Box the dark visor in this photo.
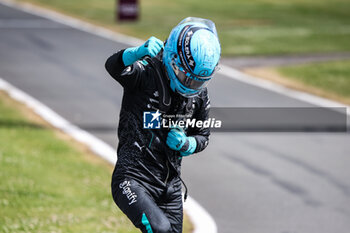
[171,61,211,90]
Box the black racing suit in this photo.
[105,50,210,233]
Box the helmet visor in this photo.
[171,60,211,90]
[178,17,218,37]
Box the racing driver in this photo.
[105,17,221,233]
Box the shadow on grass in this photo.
[0,119,45,129]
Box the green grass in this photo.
[0,93,139,232]
[0,92,193,232]
[277,60,350,101]
[16,0,350,56]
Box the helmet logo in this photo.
[199,70,209,76]
[177,25,206,73]
[184,30,194,67]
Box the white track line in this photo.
[0,1,218,232]
[0,78,117,164]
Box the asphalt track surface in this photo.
[1,3,350,233]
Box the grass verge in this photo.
[15,0,350,56]
[244,60,350,105]
[0,91,192,232]
[0,91,138,232]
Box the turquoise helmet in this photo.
[163,17,221,97]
